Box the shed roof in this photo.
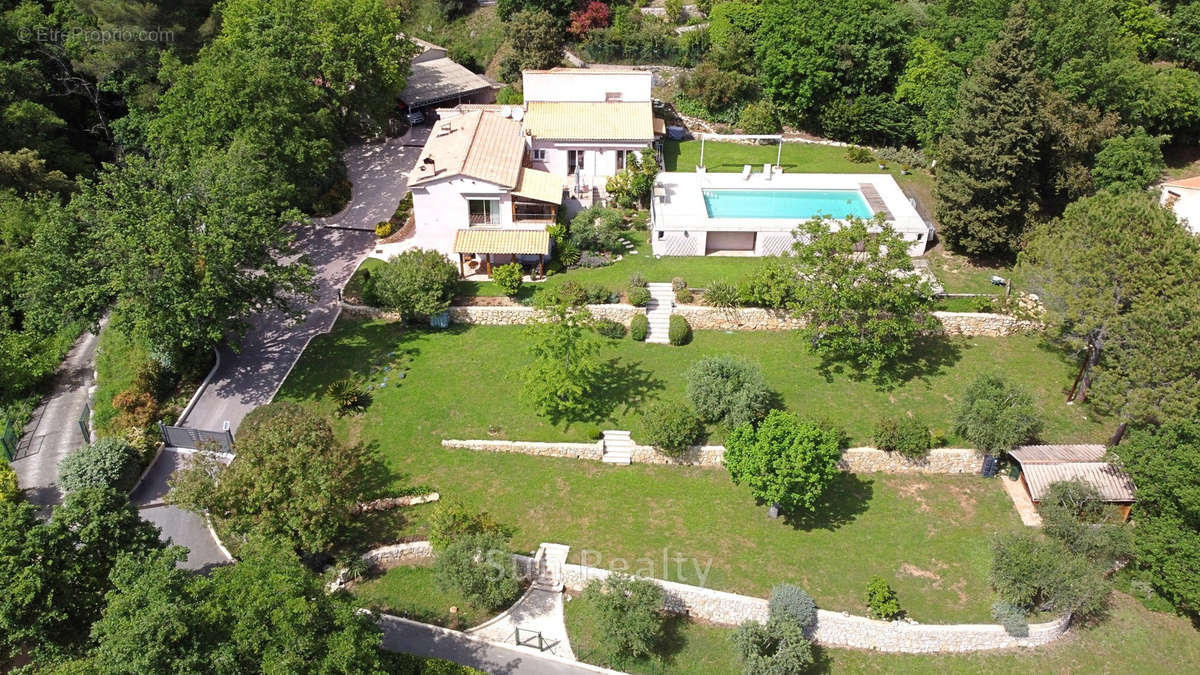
[453,229,551,255]
[1009,445,1107,464]
[410,110,524,188]
[523,101,654,141]
[1022,462,1136,502]
[400,56,494,108]
[512,168,565,205]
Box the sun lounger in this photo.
[763,163,773,180]
[741,164,752,180]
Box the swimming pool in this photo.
[702,189,872,220]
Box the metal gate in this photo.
[1,421,16,461]
[78,403,91,444]
[158,423,234,453]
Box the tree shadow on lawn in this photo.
[779,473,875,532]
[814,335,965,392]
[577,357,666,426]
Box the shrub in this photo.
[569,206,627,254]
[971,296,995,312]
[1039,481,1133,568]
[582,573,665,659]
[546,222,567,244]
[668,315,690,346]
[628,286,651,307]
[375,220,393,238]
[991,601,1029,637]
[953,375,1042,454]
[675,287,694,304]
[844,146,875,164]
[554,280,589,306]
[111,389,160,431]
[704,280,740,308]
[737,100,780,135]
[57,437,141,494]
[724,410,844,513]
[639,400,702,456]
[584,283,613,304]
[872,416,933,460]
[686,355,773,428]
[584,425,604,440]
[671,277,687,292]
[732,617,814,673]
[630,314,648,341]
[428,501,511,552]
[325,378,369,416]
[768,584,817,629]
[557,241,581,267]
[434,532,521,611]
[875,146,928,169]
[865,576,901,620]
[373,249,458,319]
[628,272,647,288]
[595,318,627,339]
[990,532,1111,617]
[491,262,524,297]
[0,459,19,504]
[737,256,801,308]
[495,84,523,104]
[311,178,352,216]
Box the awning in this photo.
[1020,462,1136,503]
[453,229,551,255]
[512,168,565,205]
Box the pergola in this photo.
[452,228,551,279]
[697,133,785,169]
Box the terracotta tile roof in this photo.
[410,110,524,188]
[1164,175,1200,189]
[523,101,654,141]
[452,228,551,255]
[1022,462,1136,502]
[512,168,565,205]
[1010,445,1107,463]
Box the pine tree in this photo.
[934,1,1043,257]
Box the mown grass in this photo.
[277,320,1107,622]
[349,562,500,629]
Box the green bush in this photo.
[584,283,613,304]
[375,221,393,238]
[686,355,773,428]
[737,256,801,308]
[872,416,933,460]
[844,146,874,164]
[639,400,702,456]
[1039,481,1133,568]
[434,532,520,611]
[595,318,627,339]
[557,241,581,267]
[326,378,369,416]
[311,178,352,216]
[630,314,648,341]
[628,272,647,289]
[554,280,589,306]
[671,277,687,292]
[668,315,690,346]
[732,616,814,673]
[675,287,694,304]
[581,573,665,659]
[865,576,901,620]
[584,425,604,441]
[491,262,524,297]
[704,280,740,308]
[373,249,459,319]
[768,584,817,629]
[57,437,141,494]
[628,286,651,307]
[569,206,627,254]
[991,601,1029,637]
[428,501,511,552]
[953,375,1043,454]
[0,459,18,504]
[990,532,1111,617]
[496,84,523,104]
[737,100,781,134]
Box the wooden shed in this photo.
[1008,444,1136,522]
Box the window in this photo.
[615,150,628,171]
[468,198,501,226]
[567,150,584,175]
[532,148,547,161]
[605,92,622,102]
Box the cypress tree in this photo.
[934,1,1043,257]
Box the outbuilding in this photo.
[1007,444,1136,522]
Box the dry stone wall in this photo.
[839,448,982,474]
[343,302,1037,337]
[442,439,605,461]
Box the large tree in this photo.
[723,410,843,514]
[1114,421,1200,612]
[499,10,565,83]
[521,296,607,424]
[788,216,937,379]
[0,488,164,661]
[934,1,1043,256]
[167,402,390,555]
[1021,191,1200,433]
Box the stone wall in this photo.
[363,541,433,567]
[353,492,440,514]
[445,439,981,474]
[342,302,1037,337]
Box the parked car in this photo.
[406,109,425,125]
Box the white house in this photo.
[1161,175,1200,234]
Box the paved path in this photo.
[380,615,618,675]
[1000,475,1043,527]
[11,324,102,508]
[469,588,575,660]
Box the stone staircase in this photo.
[532,543,570,592]
[601,430,634,465]
[645,283,674,344]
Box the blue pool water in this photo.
[703,189,872,219]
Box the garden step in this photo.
[644,283,675,344]
[601,430,634,465]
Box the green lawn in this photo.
[921,245,1016,296]
[277,320,1109,622]
[564,592,1200,674]
[349,562,502,629]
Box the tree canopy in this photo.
[723,410,844,513]
[522,296,607,423]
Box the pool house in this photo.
[649,170,934,257]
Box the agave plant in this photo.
[557,241,581,267]
[326,378,369,415]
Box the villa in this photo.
[407,68,660,277]
[650,168,934,257]
[1161,175,1200,234]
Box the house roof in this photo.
[1021,462,1136,502]
[453,229,551,255]
[512,168,565,205]
[1009,444,1107,464]
[410,110,525,188]
[400,57,494,108]
[523,101,654,141]
[1164,175,1200,189]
